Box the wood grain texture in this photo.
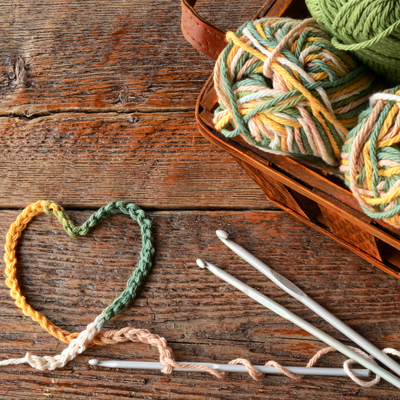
[0,0,266,115]
[0,0,274,210]
[0,0,399,399]
[0,210,400,399]
[0,111,273,209]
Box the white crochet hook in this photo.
[88,359,370,377]
[215,230,400,378]
[196,258,400,389]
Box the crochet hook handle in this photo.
[216,230,400,377]
[88,359,370,377]
[197,259,400,389]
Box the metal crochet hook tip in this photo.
[216,230,400,378]
[198,258,400,389]
[216,230,229,240]
[88,359,370,377]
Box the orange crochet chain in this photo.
[4,200,83,344]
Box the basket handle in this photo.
[181,0,227,60]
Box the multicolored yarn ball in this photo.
[213,17,380,166]
[306,0,400,84]
[340,86,400,227]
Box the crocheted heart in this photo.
[4,200,154,345]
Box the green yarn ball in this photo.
[306,0,400,84]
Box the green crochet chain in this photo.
[43,200,155,323]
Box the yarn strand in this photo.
[0,314,105,370]
[0,319,388,388]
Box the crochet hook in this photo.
[216,230,400,377]
[88,359,370,377]
[196,259,400,389]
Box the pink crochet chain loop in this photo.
[98,327,382,386]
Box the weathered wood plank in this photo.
[0,112,274,209]
[0,0,266,116]
[0,0,278,210]
[0,210,399,399]
[1,0,398,399]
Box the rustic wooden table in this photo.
[0,1,399,399]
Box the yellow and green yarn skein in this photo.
[341,86,400,228]
[213,17,380,166]
[306,0,400,84]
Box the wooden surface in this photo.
[0,1,399,399]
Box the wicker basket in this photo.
[181,0,400,280]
